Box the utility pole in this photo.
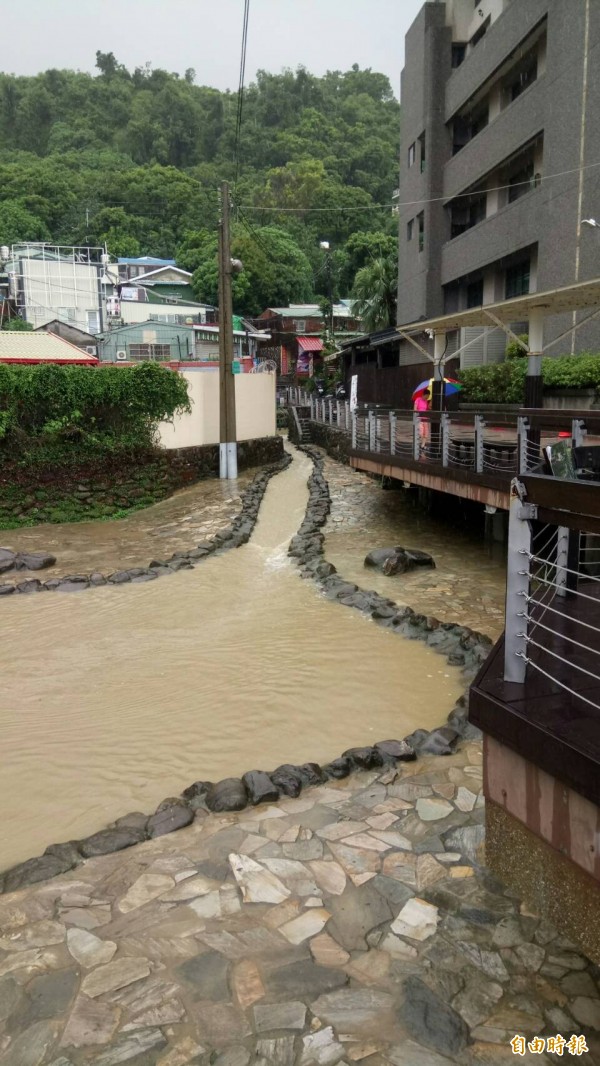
[218,180,238,479]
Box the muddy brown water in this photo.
[324,460,506,641]
[0,448,466,871]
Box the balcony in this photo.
[445,0,549,120]
[441,189,541,286]
[443,77,545,202]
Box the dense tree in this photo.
[0,58,401,311]
[351,256,398,332]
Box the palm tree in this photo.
[351,257,398,334]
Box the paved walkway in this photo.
[1,742,599,1065]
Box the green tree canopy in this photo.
[351,256,398,333]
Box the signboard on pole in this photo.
[350,374,358,411]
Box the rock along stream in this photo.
[1,447,473,870]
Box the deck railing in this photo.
[504,472,600,714]
[287,387,600,479]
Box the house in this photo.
[34,320,98,357]
[105,289,214,329]
[117,256,177,283]
[123,265,197,306]
[98,318,270,368]
[98,321,196,363]
[397,0,600,371]
[255,303,361,377]
[0,331,98,365]
[6,243,116,336]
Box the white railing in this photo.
[504,477,600,713]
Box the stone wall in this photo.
[305,422,351,465]
[0,437,283,528]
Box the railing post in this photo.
[556,525,569,598]
[351,411,357,450]
[368,410,376,452]
[474,415,485,473]
[413,412,420,460]
[328,398,334,425]
[389,411,396,456]
[336,400,341,427]
[345,401,350,432]
[517,416,529,474]
[441,413,449,467]
[310,396,315,421]
[504,479,534,683]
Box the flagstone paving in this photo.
[1,742,599,1065]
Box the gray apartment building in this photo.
[397,0,600,366]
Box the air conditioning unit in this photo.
[85,346,96,356]
[116,350,127,361]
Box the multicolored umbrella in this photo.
[412,377,462,400]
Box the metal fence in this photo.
[287,387,597,479]
[504,475,600,716]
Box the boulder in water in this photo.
[364,546,435,576]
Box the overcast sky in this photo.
[2,0,424,99]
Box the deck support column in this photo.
[389,411,396,456]
[504,479,533,683]
[526,308,544,410]
[475,415,485,473]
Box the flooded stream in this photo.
[0,447,465,871]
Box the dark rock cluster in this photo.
[0,454,292,598]
[0,738,418,895]
[364,545,436,576]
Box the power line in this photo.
[234,0,251,189]
[240,158,600,214]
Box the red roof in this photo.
[297,336,324,352]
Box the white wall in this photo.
[157,369,276,449]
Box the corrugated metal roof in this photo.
[118,256,176,266]
[0,332,98,364]
[297,337,324,352]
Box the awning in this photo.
[324,350,343,363]
[297,336,324,352]
[396,277,600,335]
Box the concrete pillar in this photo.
[526,308,543,409]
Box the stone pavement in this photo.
[1,743,600,1065]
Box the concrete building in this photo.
[6,244,116,336]
[398,0,600,366]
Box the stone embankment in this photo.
[0,450,289,598]
[0,435,283,528]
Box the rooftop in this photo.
[118,256,176,266]
[0,331,98,364]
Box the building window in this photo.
[57,306,76,322]
[417,212,425,252]
[505,260,530,299]
[466,279,484,308]
[296,320,306,333]
[470,15,490,48]
[407,218,414,241]
[87,310,100,334]
[507,161,535,203]
[451,43,466,68]
[451,101,488,155]
[408,142,416,168]
[128,343,172,361]
[418,132,426,172]
[450,193,486,239]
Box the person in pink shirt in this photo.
[414,389,430,454]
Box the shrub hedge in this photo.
[458,353,600,404]
[0,362,190,463]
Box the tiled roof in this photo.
[0,332,98,364]
[297,337,324,351]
